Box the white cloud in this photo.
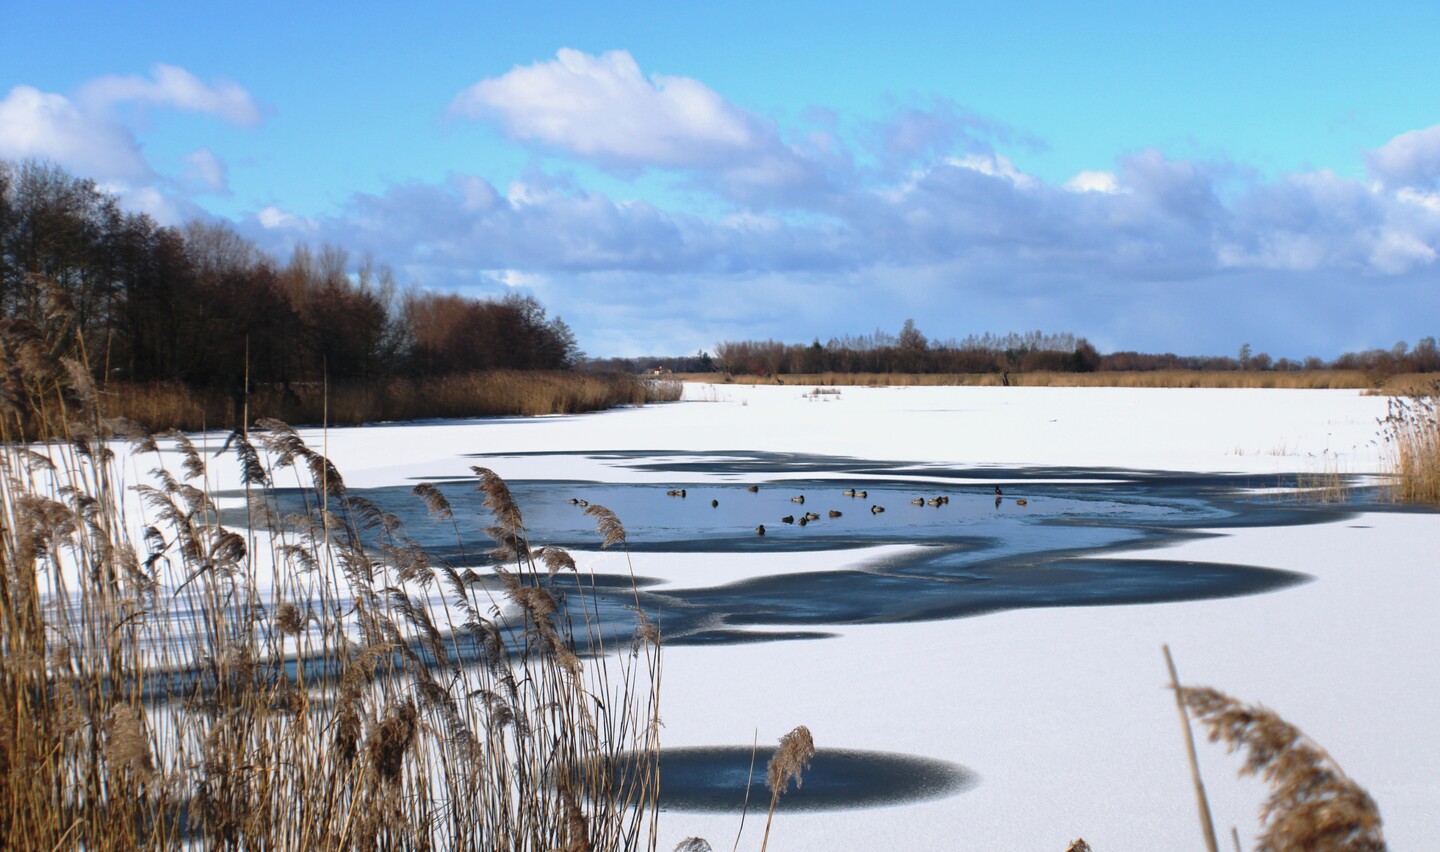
[1366,124,1440,191]
[78,63,263,126]
[0,85,150,179]
[450,49,768,171]
[0,67,263,226]
[182,147,230,193]
[496,269,546,289]
[256,205,318,233]
[1395,187,1440,211]
[1369,228,1437,274]
[1063,170,1121,194]
[944,153,1037,188]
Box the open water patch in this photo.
[625,747,976,812]
[218,451,1375,650]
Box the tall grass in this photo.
[99,371,683,434]
[1,315,663,849]
[1380,381,1440,505]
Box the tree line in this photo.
[0,160,581,394]
[711,320,1440,378]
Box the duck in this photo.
[842,488,857,497]
[1016,498,1028,507]
[798,516,809,526]
[803,512,820,522]
[870,504,885,514]
[994,486,1003,496]
[856,490,868,499]
[747,485,760,493]
[781,515,795,524]
[828,510,842,518]
[711,499,719,508]
[910,498,925,506]
[791,495,805,504]
[756,524,766,535]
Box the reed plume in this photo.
[1179,686,1386,851]
[760,725,815,852]
[583,503,627,549]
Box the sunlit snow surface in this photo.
[135,385,1438,848]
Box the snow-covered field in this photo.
[191,384,1437,849]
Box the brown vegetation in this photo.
[1380,381,1440,505]
[1181,686,1386,850]
[0,319,663,848]
[99,371,682,433]
[1167,646,1386,852]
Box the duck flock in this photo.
[572,484,1028,536]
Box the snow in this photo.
[170,384,1436,848]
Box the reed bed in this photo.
[1,320,663,849]
[1380,381,1440,505]
[678,370,1399,389]
[99,371,683,434]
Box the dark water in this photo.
[209,450,1383,810]
[226,449,1369,651]
[625,747,977,812]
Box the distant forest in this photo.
[0,160,581,394]
[607,321,1440,379]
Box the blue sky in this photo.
[3,1,1438,358]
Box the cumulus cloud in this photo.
[0,66,263,224]
[1063,170,1121,194]
[0,85,151,179]
[451,49,763,170]
[1366,124,1440,191]
[449,49,834,205]
[78,63,263,126]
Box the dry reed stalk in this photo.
[1165,645,1221,852]
[1176,683,1387,851]
[759,726,815,852]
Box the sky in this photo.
[2,1,1438,359]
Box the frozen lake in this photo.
[144,384,1438,848]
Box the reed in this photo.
[96,371,682,434]
[0,316,663,849]
[759,726,814,852]
[1179,686,1386,851]
[1380,381,1440,505]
